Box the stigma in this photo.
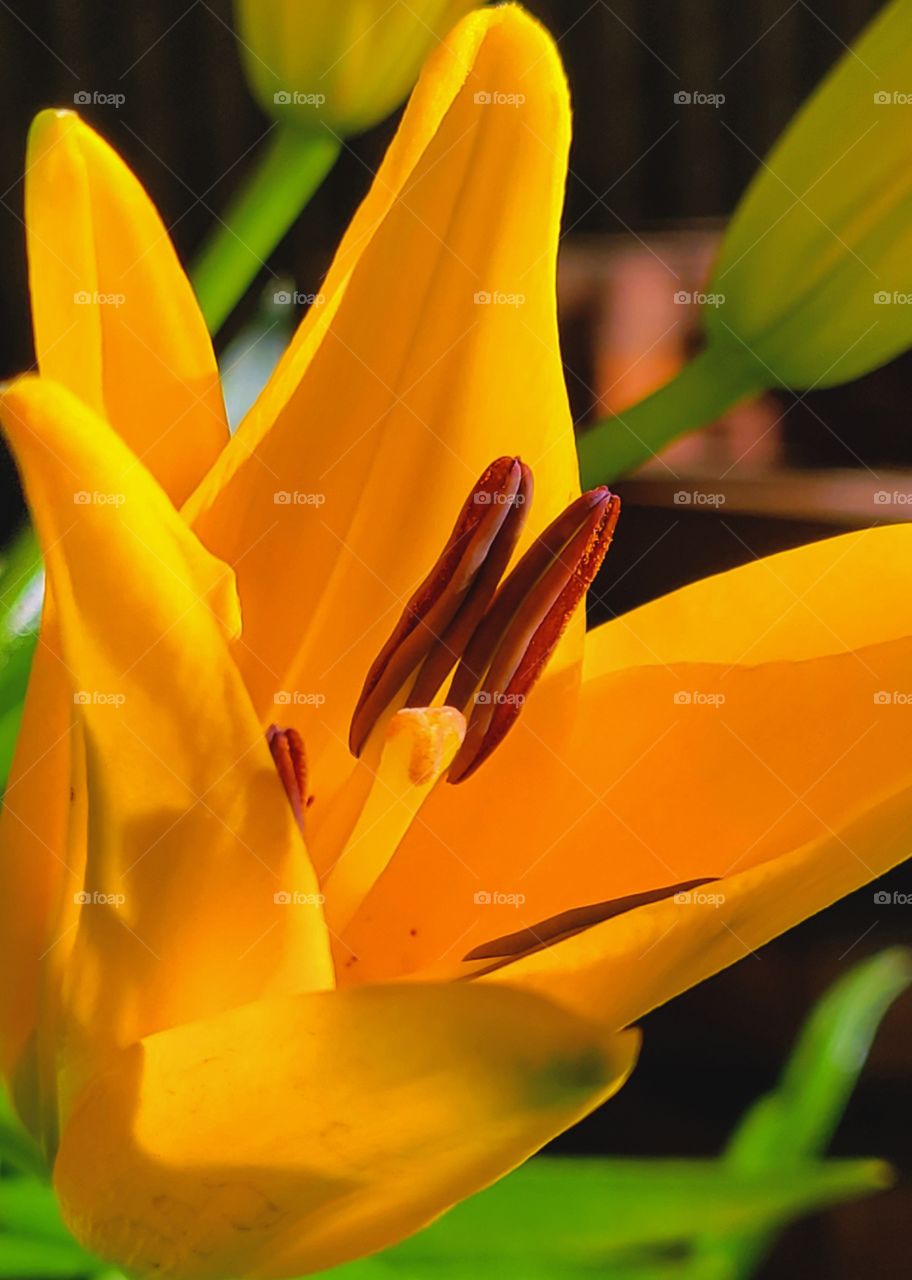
[348,457,620,783]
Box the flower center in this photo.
[349,457,620,782]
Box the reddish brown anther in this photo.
[267,724,309,834]
[347,458,620,784]
[446,487,620,783]
[349,456,531,756]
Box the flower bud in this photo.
[235,0,478,136]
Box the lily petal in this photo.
[187,5,580,804]
[340,630,912,983]
[0,620,71,1094]
[26,109,228,504]
[480,779,912,1028]
[0,377,332,1116]
[54,983,638,1280]
[585,524,912,675]
[1,109,231,1111]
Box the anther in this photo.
[267,724,309,834]
[349,456,531,756]
[446,488,620,782]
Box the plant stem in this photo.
[190,127,341,337]
[578,344,770,486]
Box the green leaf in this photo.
[704,0,912,390]
[0,1179,74,1243]
[0,1232,96,1277]
[0,526,41,793]
[0,1088,45,1180]
[319,1155,889,1277]
[690,946,912,1277]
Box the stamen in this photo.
[349,456,531,756]
[324,707,465,934]
[462,878,719,966]
[347,459,620,784]
[267,724,309,834]
[447,488,620,783]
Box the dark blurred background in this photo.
[0,3,910,1276]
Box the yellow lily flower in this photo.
[1,6,910,1279]
[235,0,478,136]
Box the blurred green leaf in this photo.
[704,0,912,390]
[320,1155,889,1278]
[580,0,912,485]
[0,1088,45,1180]
[690,947,912,1277]
[0,1179,73,1243]
[0,1232,96,1277]
[0,526,41,792]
